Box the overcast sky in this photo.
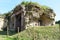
[0,0,60,21]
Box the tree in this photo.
[56,20,60,24]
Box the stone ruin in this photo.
[0,16,8,30]
[9,2,56,31]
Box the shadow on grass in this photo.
[0,30,17,36]
[0,31,7,35]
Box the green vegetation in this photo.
[21,1,41,6]
[0,24,60,40]
[0,1,57,40]
[56,20,60,24]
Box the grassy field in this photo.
[0,24,60,40]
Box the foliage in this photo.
[21,1,40,6]
[3,11,12,19]
[41,5,50,10]
[56,20,60,24]
[21,1,30,5]
[0,14,5,16]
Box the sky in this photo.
[0,0,60,21]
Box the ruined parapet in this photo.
[10,1,56,31]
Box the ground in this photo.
[0,24,60,40]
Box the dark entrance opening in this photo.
[15,14,21,32]
[38,20,43,26]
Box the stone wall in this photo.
[10,2,56,31]
[0,16,8,30]
[0,17,4,30]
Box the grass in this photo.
[0,24,60,40]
